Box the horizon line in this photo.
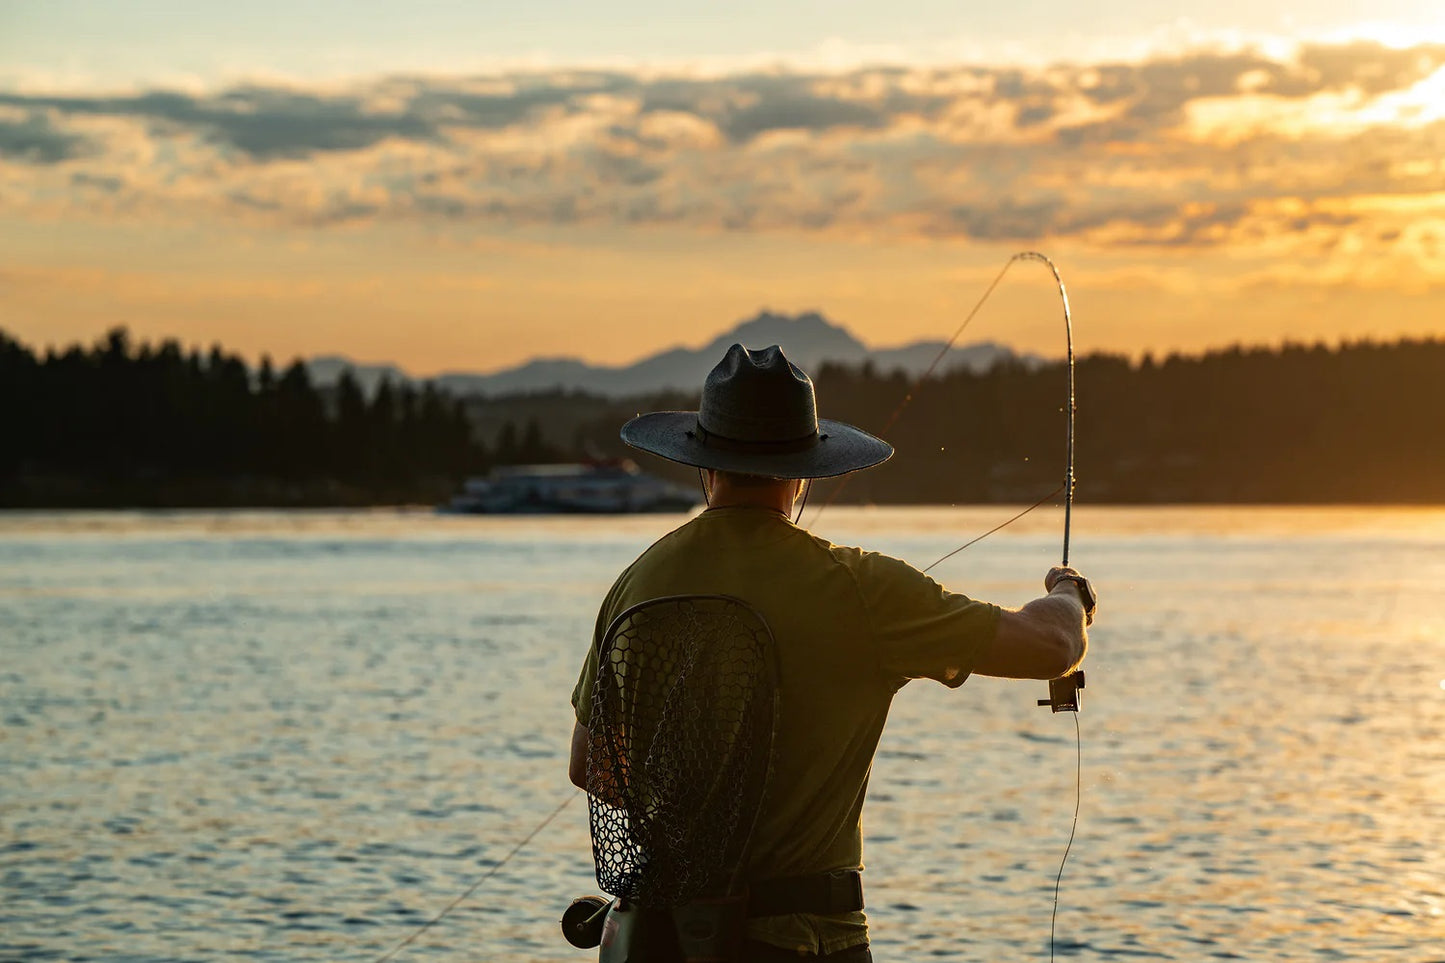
[6,321,1439,383]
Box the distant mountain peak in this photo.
[310,309,1038,398]
[728,309,836,338]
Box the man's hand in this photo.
[1044,566,1096,625]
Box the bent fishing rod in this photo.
[370,250,1088,963]
[807,250,1087,961]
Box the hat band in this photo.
[688,421,826,455]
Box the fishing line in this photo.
[806,251,1051,529]
[1048,712,1082,963]
[371,791,579,963]
[920,483,1064,575]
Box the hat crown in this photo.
[616,342,893,479]
[698,344,818,443]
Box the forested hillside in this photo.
[2,327,1441,506]
[0,329,481,506]
[802,341,1445,504]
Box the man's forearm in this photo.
[979,582,1089,679]
[1017,585,1088,672]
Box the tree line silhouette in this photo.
[0,327,487,506]
[2,326,1441,506]
[800,338,1445,504]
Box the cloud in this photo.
[0,87,440,159]
[0,110,87,163]
[1,39,1443,264]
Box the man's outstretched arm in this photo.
[971,566,1092,680]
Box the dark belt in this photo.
[747,870,865,918]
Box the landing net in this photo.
[586,595,778,908]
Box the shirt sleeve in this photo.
[848,549,1001,688]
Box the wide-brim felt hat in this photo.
[620,343,893,479]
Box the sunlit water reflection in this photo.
[2,507,1443,961]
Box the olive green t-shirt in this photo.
[571,506,1000,955]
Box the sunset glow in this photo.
[1,3,1443,374]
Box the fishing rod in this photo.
[809,250,1088,961]
[947,252,1087,963]
[1016,253,1086,963]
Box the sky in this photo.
[2,1,1444,374]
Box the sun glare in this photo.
[1358,66,1445,127]
[1328,20,1445,51]
[1184,62,1445,143]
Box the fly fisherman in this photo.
[568,343,1095,962]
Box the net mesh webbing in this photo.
[586,595,778,908]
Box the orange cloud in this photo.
[1,40,1441,281]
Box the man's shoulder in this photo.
[813,537,930,584]
[602,514,711,597]
[627,512,707,564]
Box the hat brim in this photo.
[620,412,894,479]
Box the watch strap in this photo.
[1055,573,1096,625]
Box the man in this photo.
[569,344,1094,961]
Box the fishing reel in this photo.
[561,895,612,949]
[1038,670,1085,713]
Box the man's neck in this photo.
[707,493,791,516]
[705,472,800,517]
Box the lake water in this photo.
[2,506,1443,962]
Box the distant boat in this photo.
[440,460,701,514]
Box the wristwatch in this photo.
[1053,573,1097,625]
